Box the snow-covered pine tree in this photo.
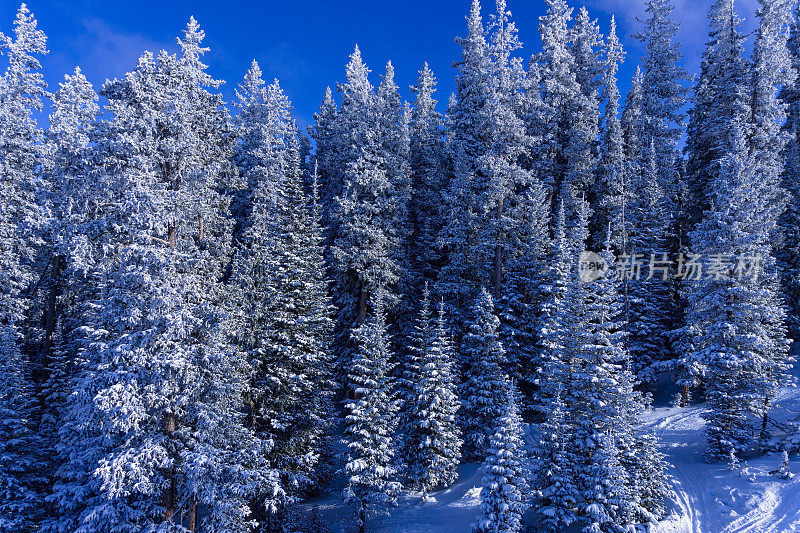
[747,1,797,438]
[779,2,800,339]
[236,126,335,506]
[595,16,628,250]
[330,47,408,387]
[227,65,304,527]
[408,62,447,284]
[433,1,540,391]
[635,0,689,206]
[437,0,491,339]
[0,5,48,529]
[461,287,510,461]
[626,141,672,386]
[748,0,796,354]
[674,0,750,402]
[505,172,550,416]
[684,118,792,460]
[0,334,40,532]
[626,0,689,386]
[530,201,571,417]
[748,0,795,159]
[776,449,794,479]
[404,288,462,493]
[559,217,670,530]
[472,385,528,533]
[684,0,749,231]
[567,6,602,232]
[680,0,794,459]
[626,430,672,524]
[309,85,340,232]
[563,221,632,530]
[49,19,271,532]
[533,386,579,531]
[397,283,428,474]
[376,59,412,295]
[535,0,582,221]
[582,432,631,533]
[0,1,48,333]
[43,65,100,287]
[36,66,101,525]
[343,291,402,533]
[620,66,643,167]
[482,0,548,392]
[375,59,416,381]
[611,341,671,526]
[231,61,294,234]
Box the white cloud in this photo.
[587,0,761,72]
[60,18,170,86]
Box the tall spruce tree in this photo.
[628,0,689,386]
[533,387,579,531]
[0,5,48,529]
[536,212,670,530]
[535,0,595,225]
[37,66,101,529]
[330,47,408,387]
[472,385,528,533]
[684,0,749,231]
[343,292,402,533]
[530,202,571,416]
[635,0,689,202]
[461,287,509,461]
[231,111,335,515]
[779,3,800,339]
[567,6,602,229]
[408,63,447,283]
[683,0,794,460]
[309,85,340,232]
[595,16,628,250]
[50,20,269,532]
[437,0,491,339]
[403,289,462,493]
[684,120,792,460]
[485,0,549,390]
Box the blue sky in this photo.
[1,0,762,130]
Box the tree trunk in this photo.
[493,196,504,301]
[168,224,176,248]
[760,395,771,446]
[197,214,204,242]
[187,495,197,531]
[161,411,177,523]
[358,506,366,533]
[38,254,62,383]
[357,283,369,325]
[680,385,690,407]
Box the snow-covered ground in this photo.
[307,461,486,533]
[308,378,800,532]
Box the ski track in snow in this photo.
[649,385,800,533]
[309,383,800,533]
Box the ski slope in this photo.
[307,385,800,532]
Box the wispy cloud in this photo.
[255,42,310,84]
[50,17,170,86]
[587,0,761,73]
